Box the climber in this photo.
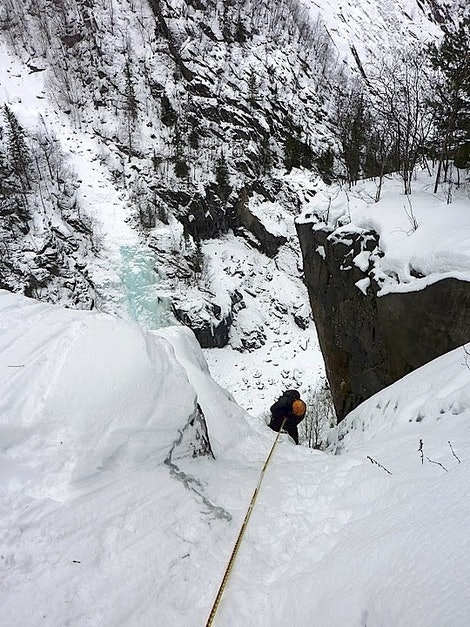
[269,389,306,445]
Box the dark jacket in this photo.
[269,389,305,433]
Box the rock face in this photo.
[296,220,470,421]
[172,296,232,348]
[234,185,287,258]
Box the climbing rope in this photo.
[205,418,287,627]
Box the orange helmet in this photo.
[292,399,306,416]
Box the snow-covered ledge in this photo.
[296,174,470,420]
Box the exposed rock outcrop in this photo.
[172,296,232,348]
[296,219,470,421]
[234,185,287,258]
[174,185,233,242]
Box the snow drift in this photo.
[2,290,470,626]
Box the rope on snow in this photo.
[205,418,287,627]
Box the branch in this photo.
[448,440,462,464]
[426,456,448,472]
[367,456,392,475]
[462,345,470,370]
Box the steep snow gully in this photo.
[1,291,470,626]
[0,0,469,623]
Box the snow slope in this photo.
[0,40,142,312]
[2,291,470,626]
[304,0,454,72]
[0,289,252,625]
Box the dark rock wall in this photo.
[296,220,470,421]
[378,279,470,379]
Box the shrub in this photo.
[300,378,336,449]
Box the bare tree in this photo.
[366,45,435,194]
[300,379,336,449]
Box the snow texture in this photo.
[2,290,470,626]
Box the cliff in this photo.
[297,206,470,421]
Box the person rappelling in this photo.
[268,389,306,444]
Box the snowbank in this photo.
[0,291,253,626]
[2,291,470,626]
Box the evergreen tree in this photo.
[161,92,177,127]
[174,158,189,179]
[124,58,138,121]
[123,57,138,158]
[428,16,470,189]
[215,153,231,201]
[234,16,248,44]
[3,104,32,190]
[259,134,273,176]
[247,69,258,107]
[316,148,334,185]
[173,124,189,179]
[0,145,13,196]
[188,128,200,150]
[336,86,366,185]
[283,120,314,172]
